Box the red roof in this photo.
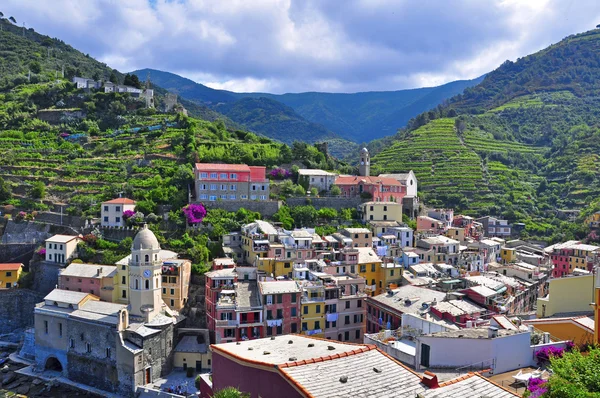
[335,175,401,186]
[103,198,136,205]
[0,263,23,271]
[194,163,251,173]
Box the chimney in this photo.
[97,267,102,276]
[421,371,439,388]
[488,326,498,339]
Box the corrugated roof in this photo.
[420,373,518,397]
[60,263,117,278]
[44,289,90,305]
[259,281,300,295]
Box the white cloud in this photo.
[3,0,600,93]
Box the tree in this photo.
[9,16,16,24]
[123,73,142,88]
[30,181,45,199]
[330,185,341,196]
[29,61,42,74]
[539,347,600,396]
[290,205,317,228]
[109,70,119,84]
[0,177,11,202]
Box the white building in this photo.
[101,198,136,227]
[45,235,82,264]
[297,169,338,192]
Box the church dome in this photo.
[361,147,369,154]
[132,224,160,251]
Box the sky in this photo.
[2,0,600,94]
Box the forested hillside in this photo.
[372,29,600,241]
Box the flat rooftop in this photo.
[212,334,362,365]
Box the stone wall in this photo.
[0,289,44,335]
[286,197,363,211]
[99,226,139,242]
[0,243,37,264]
[30,260,63,296]
[201,200,281,217]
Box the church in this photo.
[33,225,184,396]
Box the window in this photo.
[354,314,359,323]
[106,348,111,358]
[229,195,236,200]
[115,206,121,212]
[230,173,237,179]
[163,288,166,294]
[315,321,320,330]
[344,331,350,341]
[103,216,109,222]
[122,290,127,298]
[250,195,257,200]
[261,185,266,191]
[291,307,297,317]
[316,305,321,313]
[115,216,121,223]
[266,295,273,305]
[200,184,207,190]
[277,309,283,319]
[6,271,11,277]
[360,265,366,273]
[103,205,109,212]
[302,322,308,331]
[200,172,208,179]
[145,280,149,289]
[44,320,48,334]
[220,195,227,200]
[259,195,267,200]
[200,194,208,200]
[291,294,297,303]
[357,300,362,308]
[220,184,227,191]
[69,338,74,349]
[220,173,227,179]
[371,264,375,272]
[252,185,257,191]
[171,288,175,295]
[291,323,298,333]
[209,196,217,201]
[345,316,350,325]
[210,173,217,179]
[86,343,92,353]
[355,330,360,339]
[345,301,350,309]
[230,184,237,191]
[383,206,387,211]
[277,294,282,304]
[303,306,308,315]
[170,299,174,307]
[210,184,217,190]
[267,310,273,320]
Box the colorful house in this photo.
[0,263,23,289]
[523,316,595,347]
[101,197,136,227]
[260,281,301,336]
[299,281,325,338]
[537,274,595,318]
[194,163,270,201]
[45,235,82,265]
[58,263,118,302]
[360,201,403,223]
[334,175,405,202]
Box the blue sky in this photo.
[2,0,600,93]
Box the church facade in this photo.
[33,225,183,396]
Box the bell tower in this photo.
[129,224,163,322]
[359,147,370,177]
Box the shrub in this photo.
[182,203,207,224]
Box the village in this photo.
[1,147,599,398]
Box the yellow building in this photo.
[445,227,465,242]
[524,316,594,347]
[300,284,325,338]
[256,258,293,278]
[361,202,403,223]
[161,259,192,311]
[0,263,23,288]
[173,334,212,372]
[356,248,384,296]
[568,243,599,272]
[500,247,517,264]
[537,274,595,318]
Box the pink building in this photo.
[194,163,270,201]
[550,244,576,278]
[57,263,117,302]
[416,216,446,233]
[334,175,405,202]
[259,281,301,336]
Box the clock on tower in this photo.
[143,269,151,278]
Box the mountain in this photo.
[132,68,482,143]
[133,68,236,104]
[231,77,484,142]
[371,28,600,241]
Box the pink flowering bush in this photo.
[270,168,292,180]
[535,346,565,365]
[527,377,548,398]
[122,210,135,219]
[37,248,46,256]
[182,203,207,224]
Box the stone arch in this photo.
[45,356,63,371]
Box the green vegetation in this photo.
[538,347,600,397]
[372,28,600,242]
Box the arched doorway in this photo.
[45,356,63,371]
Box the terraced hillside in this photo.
[372,117,546,214]
[372,29,600,240]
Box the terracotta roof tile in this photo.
[0,263,22,271]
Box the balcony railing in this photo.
[301,296,325,303]
[216,319,239,327]
[303,329,323,336]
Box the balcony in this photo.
[365,284,376,291]
[238,321,264,328]
[216,319,239,327]
[253,245,269,252]
[301,296,325,303]
[303,329,323,336]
